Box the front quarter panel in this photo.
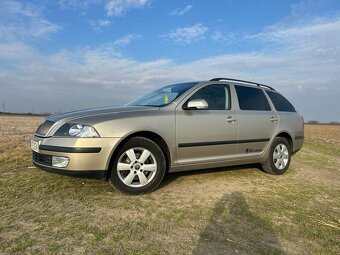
[75,108,177,166]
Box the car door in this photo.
[175,83,238,165]
[234,85,278,157]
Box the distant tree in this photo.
[307,120,319,124]
[329,121,339,125]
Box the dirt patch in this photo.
[0,115,42,153]
[305,124,340,145]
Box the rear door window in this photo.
[266,91,296,112]
[235,85,271,111]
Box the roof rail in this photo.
[209,78,275,91]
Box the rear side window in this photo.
[188,84,231,110]
[266,91,296,112]
[235,85,271,111]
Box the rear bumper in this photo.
[293,135,304,154]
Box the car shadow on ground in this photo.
[193,191,284,255]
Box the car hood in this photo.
[47,106,158,123]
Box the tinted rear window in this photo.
[235,85,271,111]
[266,91,296,112]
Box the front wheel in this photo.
[261,137,291,175]
[110,137,166,195]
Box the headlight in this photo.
[54,123,100,138]
[69,124,84,136]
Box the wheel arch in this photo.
[275,131,293,150]
[106,131,171,179]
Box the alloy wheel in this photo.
[273,144,289,170]
[117,147,157,188]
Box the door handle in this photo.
[227,116,236,123]
[270,117,278,122]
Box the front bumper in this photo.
[33,161,107,179]
[31,136,121,177]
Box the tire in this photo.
[261,137,291,175]
[109,137,166,195]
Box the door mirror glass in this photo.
[186,99,209,110]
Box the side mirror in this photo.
[185,99,208,110]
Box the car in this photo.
[31,78,304,194]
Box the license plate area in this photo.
[31,140,40,153]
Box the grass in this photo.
[0,117,339,254]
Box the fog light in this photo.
[52,156,69,168]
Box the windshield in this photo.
[126,82,199,107]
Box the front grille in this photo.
[36,120,55,136]
[32,151,52,166]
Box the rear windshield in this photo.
[266,91,296,112]
[126,82,199,107]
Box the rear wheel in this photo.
[110,137,166,194]
[261,137,291,175]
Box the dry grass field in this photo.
[0,116,339,254]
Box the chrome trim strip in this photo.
[35,121,59,138]
[45,121,59,137]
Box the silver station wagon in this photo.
[31,78,304,194]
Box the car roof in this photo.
[205,77,276,91]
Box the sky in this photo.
[0,0,340,122]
